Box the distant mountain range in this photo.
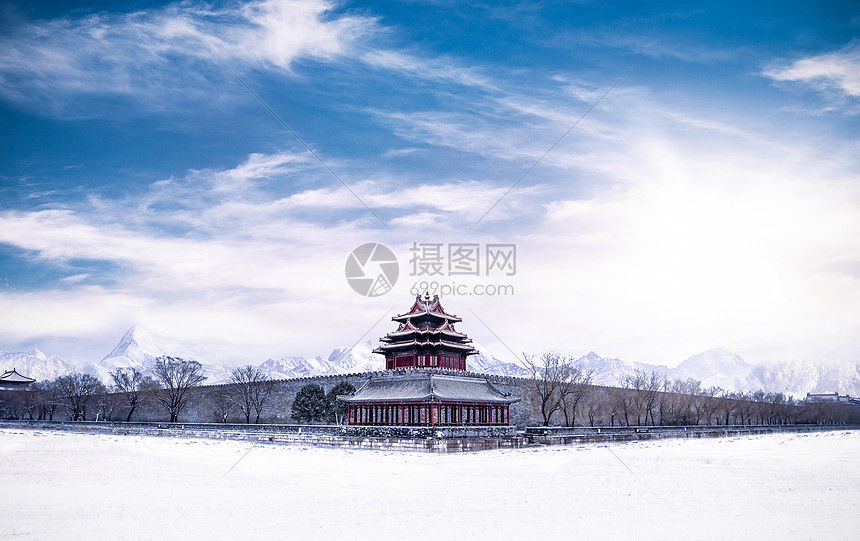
[2,326,858,397]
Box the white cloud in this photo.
[0,150,543,361]
[361,50,498,90]
[563,31,735,64]
[2,118,860,365]
[0,0,375,114]
[764,41,860,111]
[2,19,860,368]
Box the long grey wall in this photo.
[123,368,535,426]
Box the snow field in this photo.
[1,429,858,540]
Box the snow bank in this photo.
[1,429,857,539]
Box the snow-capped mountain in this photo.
[5,326,859,396]
[0,348,106,383]
[326,340,385,373]
[0,349,74,382]
[100,325,197,370]
[99,325,231,384]
[258,340,385,380]
[571,348,754,390]
[669,347,754,391]
[467,345,529,377]
[258,356,341,379]
[567,351,668,386]
[748,359,860,397]
[573,351,637,386]
[254,340,529,380]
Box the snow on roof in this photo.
[0,368,36,383]
[338,372,519,404]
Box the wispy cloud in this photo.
[549,30,736,64]
[361,49,498,91]
[0,0,376,115]
[763,41,860,113]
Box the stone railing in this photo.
[0,420,521,452]
[524,424,860,444]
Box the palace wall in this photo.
[113,369,537,426]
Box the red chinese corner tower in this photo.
[338,294,519,427]
[375,292,477,370]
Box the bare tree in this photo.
[326,381,357,425]
[211,386,234,423]
[585,388,606,426]
[21,387,39,420]
[94,388,118,421]
[560,367,593,426]
[623,370,648,425]
[696,386,722,426]
[524,352,574,426]
[610,387,634,426]
[55,374,106,421]
[152,357,206,422]
[717,391,739,425]
[669,378,701,425]
[623,370,666,426]
[229,365,274,424]
[732,391,754,425]
[38,380,60,420]
[110,367,159,422]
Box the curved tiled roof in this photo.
[0,368,35,384]
[337,372,519,404]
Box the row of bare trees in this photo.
[216,365,275,424]
[524,353,859,427]
[524,352,594,426]
[0,357,276,424]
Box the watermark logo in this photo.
[346,242,516,297]
[345,243,399,297]
[409,242,516,276]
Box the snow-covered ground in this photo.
[2,429,858,540]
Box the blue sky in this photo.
[1,0,859,367]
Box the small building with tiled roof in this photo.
[0,368,36,390]
[340,294,519,426]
